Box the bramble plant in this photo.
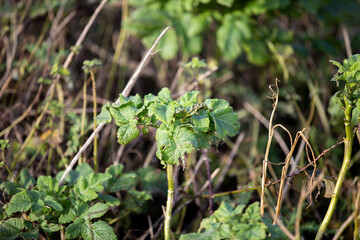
[96,87,240,239]
[0,163,152,240]
[180,201,267,240]
[315,54,360,239]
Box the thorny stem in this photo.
[164,164,174,240]
[315,96,354,240]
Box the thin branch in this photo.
[341,24,352,57]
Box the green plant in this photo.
[124,0,291,64]
[96,87,240,239]
[315,54,360,239]
[180,201,267,240]
[0,163,151,240]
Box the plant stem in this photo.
[90,70,98,172]
[315,98,354,240]
[164,164,174,240]
[80,76,88,165]
[105,0,128,99]
[354,183,360,240]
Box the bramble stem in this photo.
[315,97,354,240]
[164,164,174,240]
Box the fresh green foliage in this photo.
[180,201,267,240]
[0,163,152,239]
[82,59,102,74]
[331,55,360,101]
[330,54,360,126]
[0,139,10,150]
[97,87,239,166]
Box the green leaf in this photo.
[149,102,176,124]
[31,199,44,215]
[144,93,156,107]
[50,63,58,76]
[241,202,261,223]
[6,191,33,215]
[75,202,89,217]
[40,221,61,233]
[0,139,10,149]
[107,173,137,192]
[65,219,83,239]
[96,104,112,124]
[81,220,117,240]
[44,195,63,212]
[243,40,270,66]
[154,27,179,60]
[74,173,112,202]
[116,122,140,145]
[216,13,251,61]
[180,91,199,107]
[206,99,239,138]
[217,0,233,7]
[105,164,124,177]
[19,169,35,189]
[180,230,218,240]
[191,111,210,132]
[214,201,234,221]
[0,182,21,195]
[76,163,94,177]
[129,94,143,108]
[84,203,109,220]
[0,218,39,240]
[155,123,197,165]
[157,87,172,102]
[59,67,70,76]
[59,209,77,224]
[194,132,214,149]
[109,102,136,125]
[0,218,24,240]
[97,194,120,207]
[37,176,59,194]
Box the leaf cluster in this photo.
[180,202,267,240]
[0,163,151,240]
[96,88,240,166]
[124,0,293,64]
[330,54,360,126]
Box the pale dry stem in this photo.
[261,79,279,216]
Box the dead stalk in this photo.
[261,79,279,215]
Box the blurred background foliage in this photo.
[1,0,360,239]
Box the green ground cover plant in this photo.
[0,163,152,240]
